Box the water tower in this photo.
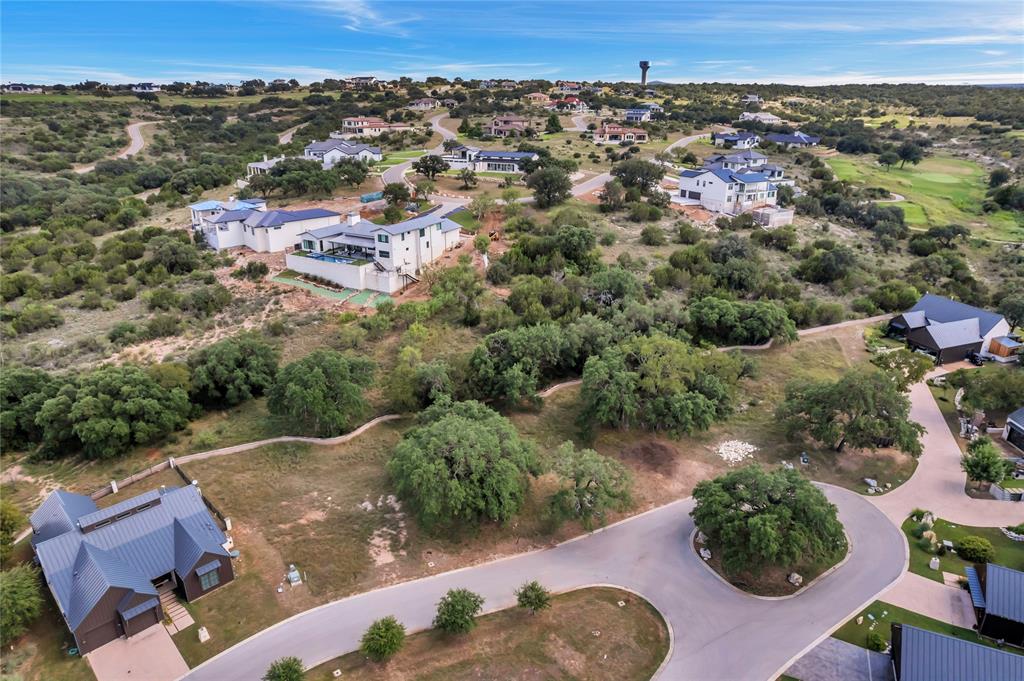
[639,61,651,87]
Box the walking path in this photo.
[880,571,975,628]
[277,121,308,145]
[74,121,155,174]
[181,486,905,681]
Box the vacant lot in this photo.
[901,517,1024,583]
[306,587,669,681]
[827,153,1023,241]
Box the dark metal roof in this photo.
[196,560,222,576]
[34,485,228,633]
[965,566,986,608]
[245,208,340,228]
[985,563,1024,623]
[30,490,97,545]
[923,318,982,350]
[898,625,1024,681]
[77,488,163,529]
[120,597,159,621]
[1009,407,1024,429]
[909,293,1005,336]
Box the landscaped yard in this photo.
[833,600,1021,654]
[826,153,1023,241]
[901,517,1024,583]
[306,587,669,681]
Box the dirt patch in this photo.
[620,440,679,475]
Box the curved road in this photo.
[74,121,154,174]
[277,121,309,145]
[382,113,457,187]
[182,486,904,681]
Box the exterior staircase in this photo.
[159,590,195,634]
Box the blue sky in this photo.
[2,1,1022,85]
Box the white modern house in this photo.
[705,150,768,170]
[764,131,821,148]
[678,167,778,214]
[188,197,267,228]
[739,111,783,124]
[194,205,342,252]
[2,83,43,94]
[286,210,463,293]
[246,155,287,178]
[624,108,652,123]
[713,131,761,149]
[131,83,161,93]
[333,117,413,138]
[303,139,382,167]
[441,145,539,173]
[741,93,763,105]
[407,98,440,110]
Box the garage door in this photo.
[77,618,123,653]
[687,190,701,199]
[123,605,160,637]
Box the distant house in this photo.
[739,111,783,125]
[624,108,652,123]
[286,209,463,293]
[442,145,539,173]
[890,624,1024,681]
[131,82,160,93]
[1004,407,1024,452]
[705,149,769,170]
[303,139,382,167]
[2,83,43,94]
[965,563,1024,647]
[523,92,551,105]
[31,486,233,654]
[407,97,440,110]
[637,102,664,113]
[593,124,649,144]
[345,76,378,89]
[764,131,821,148]
[550,96,588,113]
[188,197,266,228]
[741,93,763,105]
[488,115,531,138]
[555,81,582,94]
[713,131,761,149]
[442,98,459,108]
[194,206,342,253]
[887,293,1011,364]
[333,116,412,138]
[246,154,287,178]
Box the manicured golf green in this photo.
[827,153,1024,241]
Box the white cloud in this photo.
[291,0,420,36]
[887,34,1022,45]
[655,70,1024,86]
[981,50,1008,56]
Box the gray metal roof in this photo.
[34,485,228,632]
[965,566,986,608]
[985,563,1024,623]
[305,140,381,155]
[30,490,97,545]
[77,488,163,529]
[244,208,340,228]
[120,597,159,620]
[210,209,256,224]
[897,625,1024,681]
[902,310,928,329]
[923,318,982,349]
[1008,407,1024,429]
[910,293,1006,336]
[375,211,461,236]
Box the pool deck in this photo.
[271,275,391,307]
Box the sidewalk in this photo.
[881,571,975,628]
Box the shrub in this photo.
[955,536,995,563]
[639,225,666,246]
[262,656,303,681]
[515,581,552,614]
[433,588,484,634]
[867,631,887,652]
[12,303,63,334]
[916,536,934,552]
[1008,522,1024,534]
[0,565,43,645]
[360,616,406,661]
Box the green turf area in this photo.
[270,275,359,301]
[826,153,1023,241]
[901,517,1024,583]
[998,477,1024,489]
[857,113,978,129]
[833,600,1020,653]
[448,210,481,231]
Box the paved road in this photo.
[181,486,905,681]
[664,130,715,155]
[74,121,154,174]
[382,113,456,187]
[277,121,308,145]
[869,369,1024,527]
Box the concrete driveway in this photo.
[382,113,456,187]
[181,486,905,681]
[87,624,188,681]
[785,637,892,681]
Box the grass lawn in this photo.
[833,600,1021,654]
[858,113,978,129]
[901,517,1024,583]
[305,587,669,681]
[448,210,481,231]
[826,153,1024,241]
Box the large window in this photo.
[377,234,389,243]
[378,250,390,258]
[199,570,220,591]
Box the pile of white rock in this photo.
[716,440,758,464]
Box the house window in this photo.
[199,570,220,591]
[425,242,430,249]
[378,250,390,258]
[419,228,425,237]
[302,240,315,251]
[377,234,389,243]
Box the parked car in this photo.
[966,351,986,366]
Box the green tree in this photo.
[989,167,1011,188]
[961,437,1014,486]
[267,350,373,436]
[0,565,43,645]
[412,154,449,180]
[526,167,572,208]
[690,466,846,574]
[776,366,924,455]
[388,399,538,528]
[0,500,24,565]
[599,179,625,213]
[897,141,924,168]
[473,233,490,254]
[923,224,970,248]
[550,442,632,527]
[0,366,59,450]
[261,656,303,681]
[870,348,932,391]
[515,580,551,614]
[545,113,563,133]
[611,159,665,193]
[878,151,900,170]
[382,182,412,206]
[458,168,478,189]
[429,255,484,325]
[360,616,406,661]
[335,160,369,187]
[998,292,1024,331]
[433,588,484,634]
[188,333,280,407]
[468,192,495,220]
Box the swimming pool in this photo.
[307,253,354,264]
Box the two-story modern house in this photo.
[678,166,778,214]
[30,485,233,654]
[705,149,768,170]
[593,124,649,144]
[488,115,532,138]
[303,139,382,168]
[713,131,761,149]
[441,145,539,173]
[332,116,413,138]
[407,97,440,110]
[188,197,267,228]
[286,210,463,293]
[739,111,783,124]
[195,206,342,252]
[624,108,653,123]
